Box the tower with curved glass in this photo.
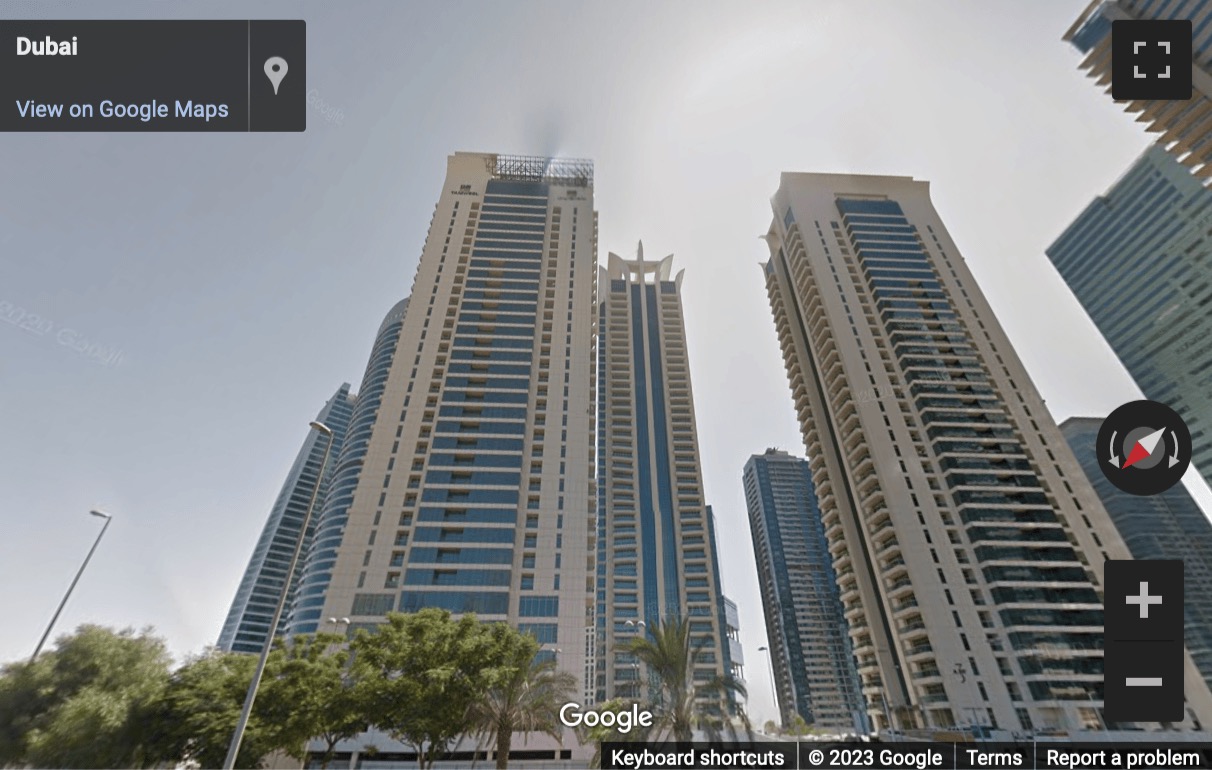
[218,384,354,653]
[287,297,409,635]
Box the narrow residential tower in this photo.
[595,245,732,706]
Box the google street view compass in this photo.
[1097,400,1191,496]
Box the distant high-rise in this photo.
[760,172,1212,732]
[1065,1,1212,181]
[1060,417,1212,696]
[723,595,746,690]
[743,448,864,732]
[219,384,354,653]
[290,297,409,635]
[595,247,732,704]
[299,153,598,702]
[1046,145,1212,491]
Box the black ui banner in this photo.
[600,741,1212,770]
[0,20,306,131]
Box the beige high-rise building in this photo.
[759,172,1212,733]
[295,152,599,701]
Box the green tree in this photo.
[258,633,367,769]
[627,616,750,743]
[147,648,277,769]
[0,624,172,768]
[351,609,534,770]
[762,719,778,736]
[786,713,810,736]
[467,646,578,769]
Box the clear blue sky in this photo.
[1,0,1200,726]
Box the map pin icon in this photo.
[264,57,288,95]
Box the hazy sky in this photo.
[1,0,1202,726]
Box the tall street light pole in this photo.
[758,646,779,724]
[224,421,334,770]
[30,509,113,664]
[625,620,647,700]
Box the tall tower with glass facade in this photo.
[219,384,355,653]
[1046,145,1212,492]
[743,448,864,732]
[1065,1,1212,182]
[301,153,598,701]
[290,297,410,635]
[759,171,1212,732]
[595,246,732,705]
[1060,417,1212,698]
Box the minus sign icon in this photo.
[1126,677,1164,687]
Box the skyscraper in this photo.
[743,448,864,732]
[290,297,410,635]
[1046,145,1212,492]
[299,153,598,701]
[1065,1,1212,181]
[1060,417,1212,696]
[219,384,354,653]
[759,172,1212,732]
[595,246,732,705]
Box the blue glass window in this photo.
[519,596,560,617]
[399,591,509,614]
[404,568,511,586]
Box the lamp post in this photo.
[223,421,334,770]
[325,617,351,635]
[757,646,779,723]
[323,618,351,654]
[1086,689,1106,731]
[31,510,113,664]
[625,620,646,700]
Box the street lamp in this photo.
[30,510,113,664]
[224,421,335,770]
[758,646,779,723]
[625,620,646,699]
[326,617,351,634]
[1085,689,1106,731]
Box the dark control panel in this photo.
[1104,559,1185,723]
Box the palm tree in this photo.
[573,698,654,769]
[627,616,750,743]
[467,654,577,769]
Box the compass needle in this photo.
[1122,427,1166,470]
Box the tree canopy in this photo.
[0,613,576,769]
[0,625,171,769]
[259,632,366,768]
[351,608,538,769]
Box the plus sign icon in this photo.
[1104,560,1185,723]
[1112,19,1192,100]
